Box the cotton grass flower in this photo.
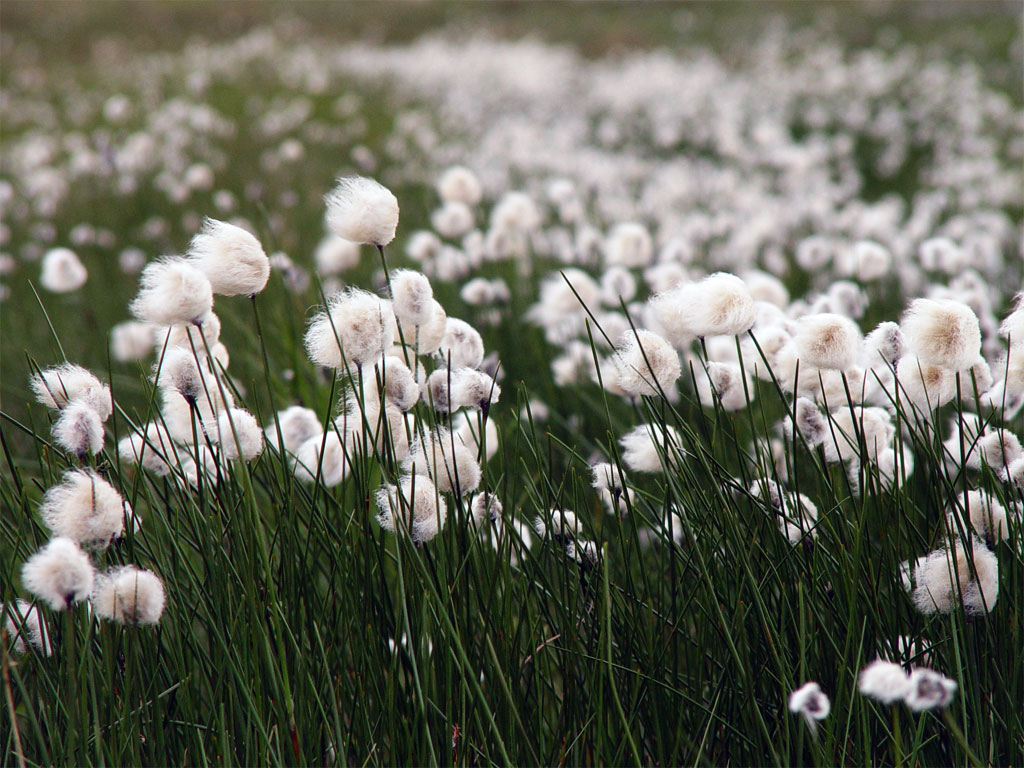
[22,537,95,610]
[91,566,166,625]
[40,246,87,292]
[130,257,214,326]
[901,298,981,371]
[376,475,446,544]
[612,330,681,397]
[40,469,128,549]
[438,318,484,369]
[437,165,482,206]
[619,423,685,473]
[111,320,155,362]
[53,401,105,458]
[788,682,830,727]
[449,368,501,413]
[662,273,756,339]
[314,234,361,274]
[213,408,264,461]
[325,176,399,247]
[910,539,998,615]
[952,490,1009,544]
[858,660,911,704]
[117,422,180,476]
[305,288,396,369]
[293,432,349,487]
[390,269,434,328]
[694,361,752,411]
[904,669,958,711]
[185,218,269,296]
[605,222,653,268]
[265,405,322,454]
[404,429,481,495]
[794,313,861,371]
[30,362,112,419]
[470,492,502,526]
[3,600,51,656]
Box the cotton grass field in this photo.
[1,2,1023,766]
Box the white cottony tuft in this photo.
[22,537,95,611]
[213,408,264,461]
[389,269,434,327]
[612,330,681,398]
[858,660,911,704]
[111,321,155,362]
[904,668,957,711]
[325,176,399,247]
[376,475,447,543]
[130,257,214,326]
[53,401,105,458]
[901,298,981,372]
[619,423,685,473]
[794,313,862,371]
[404,429,481,495]
[186,218,270,296]
[91,566,166,625]
[438,318,485,370]
[604,222,653,269]
[2,600,52,656]
[449,368,501,412]
[30,363,112,420]
[305,288,396,369]
[40,469,128,549]
[437,165,482,206]
[788,682,830,726]
[659,273,756,339]
[40,247,87,293]
[265,406,322,454]
[314,234,361,275]
[910,539,998,615]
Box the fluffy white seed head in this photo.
[901,299,981,371]
[117,422,179,476]
[470,492,502,526]
[605,222,653,268]
[612,330,681,397]
[895,356,957,414]
[591,462,625,494]
[293,431,349,487]
[265,406,322,454]
[693,361,751,411]
[213,408,264,461]
[376,475,447,543]
[186,218,270,296]
[450,368,501,412]
[53,402,104,458]
[154,347,205,403]
[619,423,685,473]
[305,288,396,369]
[159,311,222,356]
[911,540,999,615]
[22,537,95,611]
[600,266,637,306]
[999,292,1024,345]
[91,566,166,625]
[325,176,399,247]
[412,300,447,355]
[438,318,484,370]
[788,682,830,724]
[794,313,862,371]
[314,234,361,275]
[30,363,112,420]
[862,322,904,368]
[3,600,51,656]
[111,321,155,362]
[425,368,453,413]
[431,202,474,239]
[437,165,482,206]
[953,490,1009,544]
[823,406,894,464]
[40,247,87,292]
[130,258,214,326]
[404,429,481,495]
[904,669,957,711]
[793,397,827,446]
[366,356,421,412]
[40,469,127,548]
[846,240,891,281]
[452,411,499,462]
[389,269,434,328]
[858,660,911,704]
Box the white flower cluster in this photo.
[30,363,113,459]
[6,469,165,656]
[858,660,957,712]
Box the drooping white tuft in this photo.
[22,537,95,611]
[389,269,434,328]
[470,492,502,526]
[213,408,264,461]
[40,247,87,293]
[365,356,421,412]
[293,431,349,487]
[858,660,911,704]
[449,368,501,412]
[619,423,685,473]
[861,322,904,368]
[130,257,214,326]
[314,234,361,275]
[901,298,981,371]
[437,165,482,206]
[40,469,127,548]
[788,682,831,726]
[265,406,322,454]
[110,321,155,362]
[911,539,999,615]
[186,218,270,296]
[895,356,957,414]
[904,669,957,711]
[404,429,481,495]
[2,600,51,656]
[438,318,484,370]
[658,273,756,339]
[694,361,752,411]
[305,288,396,369]
[612,330,681,397]
[376,474,447,543]
[325,176,399,247]
[53,401,105,458]
[91,566,166,625]
[794,313,862,371]
[604,222,653,269]
[30,363,112,420]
